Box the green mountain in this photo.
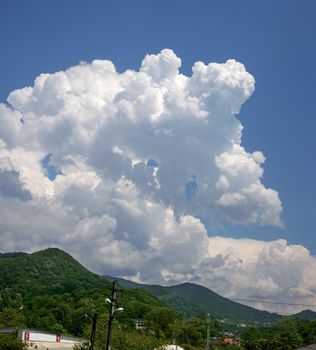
[0,248,167,311]
[169,283,279,322]
[2,248,316,350]
[0,248,107,295]
[293,310,316,320]
[106,276,280,323]
[0,248,169,335]
[2,248,313,326]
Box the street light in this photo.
[105,281,123,350]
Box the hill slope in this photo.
[107,276,280,323]
[0,248,108,295]
[1,248,304,324]
[293,310,316,320]
[0,248,169,333]
[168,283,279,322]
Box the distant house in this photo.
[162,346,185,350]
[135,319,145,329]
[294,345,316,350]
[222,337,240,345]
[18,329,84,349]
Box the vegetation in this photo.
[240,317,316,350]
[107,277,281,322]
[0,248,108,296]
[1,248,316,350]
[0,333,27,350]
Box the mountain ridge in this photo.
[1,248,315,322]
[0,247,108,295]
[105,276,281,322]
[106,276,316,321]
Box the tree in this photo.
[0,307,25,328]
[144,307,177,339]
[0,334,27,350]
[113,328,164,350]
[171,317,205,348]
[274,318,303,350]
[241,327,263,350]
[0,288,12,308]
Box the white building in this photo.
[18,329,84,350]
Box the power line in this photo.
[230,298,316,308]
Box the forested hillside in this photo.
[0,248,107,295]
[1,248,316,350]
[0,249,170,337]
[106,277,280,323]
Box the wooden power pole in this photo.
[89,313,97,350]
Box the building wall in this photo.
[18,329,82,345]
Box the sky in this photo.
[0,0,315,314]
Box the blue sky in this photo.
[1,0,315,252]
[0,1,316,312]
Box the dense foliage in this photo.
[109,277,281,322]
[0,287,216,350]
[1,248,316,350]
[0,333,27,350]
[0,248,107,296]
[3,286,316,350]
[241,318,316,350]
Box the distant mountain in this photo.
[293,310,316,320]
[0,252,27,259]
[1,248,313,324]
[106,276,281,323]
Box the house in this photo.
[162,346,185,350]
[135,319,145,330]
[222,337,240,345]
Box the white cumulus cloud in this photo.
[1,49,314,313]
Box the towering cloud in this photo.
[0,49,314,313]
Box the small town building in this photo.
[18,329,84,350]
[162,345,185,350]
[135,319,145,330]
[222,337,240,345]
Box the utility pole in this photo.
[105,281,122,350]
[89,313,97,350]
[205,313,210,350]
